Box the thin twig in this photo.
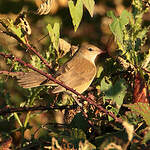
[117,56,136,71]
[142,68,150,74]
[1,30,52,70]
[0,52,123,123]
[37,33,49,43]
[26,43,52,70]
[0,105,77,115]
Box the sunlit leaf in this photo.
[79,140,96,150]
[120,10,132,30]
[68,0,83,32]
[8,19,26,43]
[122,121,134,142]
[59,38,71,57]
[47,22,60,52]
[107,10,132,44]
[82,0,95,17]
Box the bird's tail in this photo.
[17,72,54,88]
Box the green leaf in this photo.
[107,11,116,20]
[108,10,132,44]
[8,19,26,43]
[47,22,60,52]
[30,55,45,69]
[110,17,124,43]
[136,27,148,45]
[68,0,83,32]
[101,77,127,107]
[96,66,103,78]
[120,10,132,29]
[124,103,150,126]
[82,0,95,17]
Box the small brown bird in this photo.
[17,43,104,105]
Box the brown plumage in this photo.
[17,43,104,95]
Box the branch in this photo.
[1,30,25,46]
[0,52,123,123]
[117,56,136,71]
[142,68,150,74]
[0,30,52,70]
[0,105,77,115]
[26,43,52,70]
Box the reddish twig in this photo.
[0,105,77,115]
[25,43,52,70]
[142,67,150,74]
[0,29,51,70]
[0,52,123,123]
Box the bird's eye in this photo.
[88,47,93,51]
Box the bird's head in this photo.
[79,43,105,62]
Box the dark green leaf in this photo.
[101,78,127,106]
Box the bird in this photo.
[17,43,104,105]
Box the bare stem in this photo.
[0,105,77,115]
[1,30,52,70]
[26,43,52,70]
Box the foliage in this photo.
[0,0,150,149]
[124,103,150,126]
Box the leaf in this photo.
[59,38,71,57]
[107,11,116,20]
[120,10,132,30]
[79,140,96,150]
[82,0,95,17]
[109,17,124,43]
[101,77,127,107]
[68,0,83,32]
[47,22,60,52]
[108,10,132,44]
[124,103,150,126]
[8,19,26,43]
[96,66,103,78]
[122,121,134,142]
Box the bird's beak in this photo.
[98,49,106,55]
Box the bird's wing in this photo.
[17,71,47,88]
[52,57,96,93]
